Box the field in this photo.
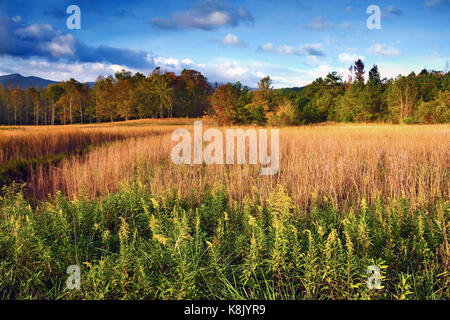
[0,120,449,299]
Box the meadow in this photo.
[0,120,448,299]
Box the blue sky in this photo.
[0,0,449,87]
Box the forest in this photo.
[0,60,449,126]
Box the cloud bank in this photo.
[0,17,156,69]
[368,43,402,57]
[151,0,253,30]
[260,42,325,57]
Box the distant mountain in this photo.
[0,73,95,89]
[0,73,300,91]
[0,73,58,89]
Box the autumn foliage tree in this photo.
[149,72,173,118]
[211,83,240,125]
[254,76,274,111]
[46,84,64,125]
[168,69,212,117]
[115,70,135,121]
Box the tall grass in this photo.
[0,182,447,299]
[29,124,449,211]
[0,125,169,163]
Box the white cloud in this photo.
[211,60,249,78]
[376,62,420,79]
[182,58,194,64]
[151,0,253,30]
[17,23,54,37]
[11,16,22,23]
[193,11,231,28]
[338,53,365,64]
[0,56,141,83]
[261,43,325,57]
[278,45,295,55]
[154,57,179,67]
[153,56,202,73]
[109,64,127,73]
[368,43,401,57]
[45,34,75,57]
[222,33,238,45]
[260,42,275,52]
[220,33,247,47]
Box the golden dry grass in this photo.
[20,122,450,211]
[0,118,202,163]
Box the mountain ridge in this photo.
[0,73,96,89]
[0,73,58,89]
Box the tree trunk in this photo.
[69,96,73,124]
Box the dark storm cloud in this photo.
[0,16,155,69]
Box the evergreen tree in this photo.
[354,59,365,83]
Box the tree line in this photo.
[0,68,212,125]
[0,60,448,126]
[211,60,449,125]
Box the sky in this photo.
[0,0,449,88]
